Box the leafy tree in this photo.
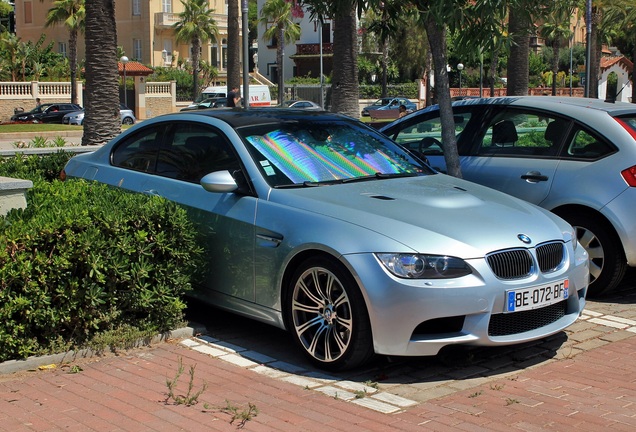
[604,1,635,103]
[259,0,301,104]
[43,0,85,104]
[81,0,120,146]
[0,2,12,33]
[173,0,219,101]
[0,32,21,81]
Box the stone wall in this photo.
[0,82,84,123]
[0,176,33,216]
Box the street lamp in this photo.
[120,56,129,107]
[457,63,464,96]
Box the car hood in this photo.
[268,174,571,257]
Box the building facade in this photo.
[255,0,333,84]
[14,0,239,79]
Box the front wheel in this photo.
[122,117,134,125]
[285,257,374,371]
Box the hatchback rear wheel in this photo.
[286,256,374,371]
[561,211,627,296]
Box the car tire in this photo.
[285,256,374,371]
[559,210,627,297]
[122,117,134,125]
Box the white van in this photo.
[192,85,271,107]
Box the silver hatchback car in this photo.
[381,96,636,296]
[63,109,588,370]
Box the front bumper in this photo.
[343,242,588,357]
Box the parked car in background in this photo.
[62,104,136,126]
[180,98,244,111]
[381,96,636,296]
[63,109,588,371]
[279,100,323,110]
[361,97,417,118]
[11,103,82,123]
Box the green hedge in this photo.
[0,151,74,182]
[359,83,419,99]
[0,154,203,362]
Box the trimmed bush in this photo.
[0,150,74,182]
[0,178,203,362]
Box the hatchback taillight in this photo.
[621,166,636,187]
[614,117,636,140]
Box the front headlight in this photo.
[376,253,472,279]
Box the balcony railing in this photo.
[295,43,334,56]
[155,12,180,28]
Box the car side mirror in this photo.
[200,170,238,193]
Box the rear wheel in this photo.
[285,256,374,371]
[560,210,626,296]
[122,117,134,125]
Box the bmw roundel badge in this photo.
[517,234,532,244]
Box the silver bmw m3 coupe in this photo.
[63,109,588,370]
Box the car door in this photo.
[110,122,258,304]
[459,108,566,205]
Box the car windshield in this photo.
[239,119,431,187]
[371,98,392,107]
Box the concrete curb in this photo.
[0,324,206,375]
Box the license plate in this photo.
[505,279,569,313]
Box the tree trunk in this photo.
[507,7,530,96]
[381,38,388,98]
[277,24,285,104]
[69,29,78,105]
[424,15,461,179]
[82,0,120,146]
[330,9,359,118]
[489,46,499,97]
[632,41,636,104]
[227,0,241,98]
[551,39,560,96]
[588,7,603,99]
[192,39,200,101]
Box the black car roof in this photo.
[176,108,352,128]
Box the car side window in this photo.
[565,128,615,159]
[390,112,472,158]
[477,111,567,157]
[156,124,240,183]
[112,128,161,173]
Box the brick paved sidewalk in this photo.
[1,332,634,431]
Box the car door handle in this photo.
[520,172,549,182]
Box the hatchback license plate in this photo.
[505,279,569,313]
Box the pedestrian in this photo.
[35,98,42,108]
[398,104,407,118]
[227,86,240,107]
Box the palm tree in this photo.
[0,33,21,81]
[507,6,531,96]
[259,0,301,105]
[539,1,576,96]
[44,0,85,105]
[173,0,219,102]
[81,0,120,146]
[227,0,241,99]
